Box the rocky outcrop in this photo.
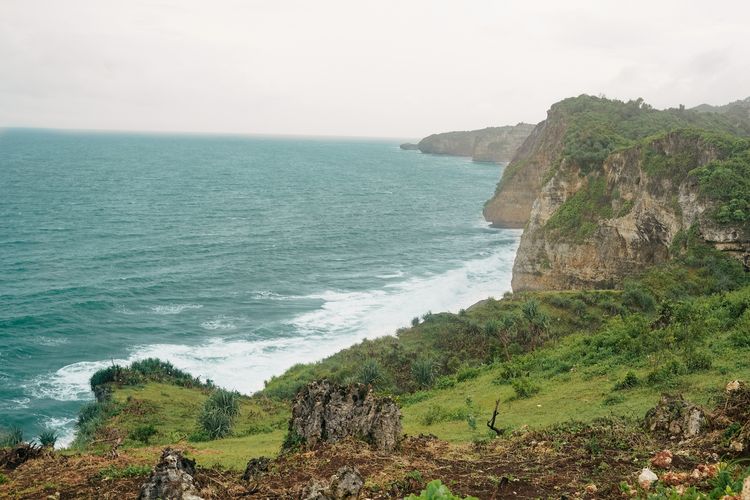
[511,130,749,290]
[139,448,203,500]
[288,380,401,452]
[399,143,419,150]
[644,395,706,440]
[242,456,270,482]
[302,466,364,500]
[416,123,534,163]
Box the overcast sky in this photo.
[1,0,748,138]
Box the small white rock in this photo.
[741,474,750,500]
[638,467,658,490]
[726,380,741,392]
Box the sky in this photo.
[1,0,749,138]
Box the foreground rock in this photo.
[645,394,706,440]
[302,466,364,500]
[289,380,401,451]
[139,448,203,500]
[242,456,270,481]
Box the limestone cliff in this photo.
[416,123,534,163]
[512,131,750,290]
[483,95,750,291]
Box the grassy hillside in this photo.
[60,239,749,474]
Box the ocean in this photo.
[0,129,520,446]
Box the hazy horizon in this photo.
[2,0,749,138]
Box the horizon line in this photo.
[0,125,420,142]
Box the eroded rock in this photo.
[644,394,706,439]
[301,466,364,500]
[242,456,270,481]
[139,448,204,500]
[289,380,401,452]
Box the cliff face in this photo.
[512,132,750,290]
[482,109,567,228]
[482,95,750,291]
[417,123,534,163]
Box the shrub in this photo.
[647,358,687,385]
[204,389,240,418]
[685,350,712,372]
[406,479,479,500]
[196,389,240,440]
[0,426,23,447]
[263,377,307,400]
[77,403,101,426]
[0,472,7,484]
[411,358,435,389]
[622,283,656,312]
[603,393,625,406]
[455,365,481,382]
[281,429,305,452]
[434,376,456,389]
[90,365,123,390]
[420,405,470,426]
[483,320,499,337]
[197,409,233,440]
[130,424,157,444]
[37,430,57,448]
[613,371,640,390]
[357,359,382,387]
[511,378,540,399]
[411,317,420,327]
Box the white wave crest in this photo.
[200,318,238,330]
[150,304,203,315]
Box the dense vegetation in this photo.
[556,95,750,174]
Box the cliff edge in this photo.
[483,95,750,290]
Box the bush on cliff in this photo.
[89,358,210,391]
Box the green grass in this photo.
[75,382,288,469]
[399,331,750,442]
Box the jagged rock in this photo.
[242,456,270,481]
[139,448,204,500]
[644,395,706,439]
[329,466,364,499]
[289,380,401,452]
[301,466,364,500]
[302,479,332,500]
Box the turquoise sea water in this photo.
[0,129,520,445]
